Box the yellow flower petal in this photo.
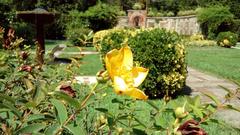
[105,45,149,100]
[113,76,128,92]
[132,67,149,87]
[105,49,123,79]
[120,46,133,70]
[125,88,148,100]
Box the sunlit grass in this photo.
[186,46,240,83]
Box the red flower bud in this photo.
[60,85,76,98]
[178,119,207,135]
[20,65,32,72]
[20,51,29,60]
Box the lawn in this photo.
[186,46,240,83]
[44,40,102,75]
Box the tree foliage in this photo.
[197,5,234,39]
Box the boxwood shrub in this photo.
[216,31,238,48]
[94,28,187,98]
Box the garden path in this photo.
[187,67,240,128]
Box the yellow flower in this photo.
[105,46,149,100]
[223,39,230,45]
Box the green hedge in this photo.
[94,28,187,98]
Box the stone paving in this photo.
[187,67,240,128]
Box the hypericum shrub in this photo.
[216,31,238,48]
[94,28,187,98]
[128,29,187,98]
[94,28,134,62]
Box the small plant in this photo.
[190,33,204,41]
[117,10,126,16]
[177,10,196,16]
[185,40,217,47]
[132,2,145,10]
[216,31,238,48]
[185,34,217,47]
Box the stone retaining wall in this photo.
[116,15,200,35]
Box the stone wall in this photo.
[116,15,200,35]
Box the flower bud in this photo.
[96,70,109,83]
[99,115,107,125]
[19,65,32,72]
[60,84,76,98]
[116,127,123,134]
[20,51,29,60]
[174,107,188,119]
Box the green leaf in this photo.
[132,128,147,135]
[0,108,9,112]
[224,104,240,112]
[134,117,147,128]
[0,93,15,103]
[50,99,68,125]
[25,101,37,108]
[45,124,60,135]
[33,81,47,106]
[54,91,80,108]
[186,95,200,107]
[32,133,45,135]
[65,124,87,135]
[189,104,204,118]
[154,113,170,129]
[27,114,45,122]
[15,123,46,134]
[112,98,123,104]
[95,108,108,113]
[146,100,159,111]
[0,102,22,118]
[202,92,221,105]
[193,95,201,106]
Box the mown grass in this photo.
[186,46,240,83]
[45,40,102,75]
[76,53,103,75]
